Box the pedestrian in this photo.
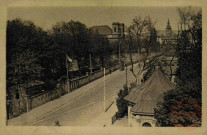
[54,120,61,126]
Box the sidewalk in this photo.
[86,63,146,127]
[8,63,140,126]
[87,96,118,126]
[7,70,114,126]
[87,95,129,127]
[113,116,128,127]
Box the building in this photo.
[110,22,125,39]
[124,66,175,127]
[157,19,178,46]
[6,80,45,119]
[91,22,125,42]
[90,25,113,38]
[6,79,69,120]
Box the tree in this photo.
[175,8,201,93]
[39,38,65,83]
[51,20,91,71]
[7,18,46,90]
[116,85,128,118]
[154,7,202,127]
[142,63,155,82]
[126,26,141,84]
[7,19,48,113]
[130,16,148,54]
[177,6,193,31]
[127,16,157,84]
[145,16,157,56]
[89,31,110,68]
[148,28,160,53]
[51,20,113,74]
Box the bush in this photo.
[116,85,128,118]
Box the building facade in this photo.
[157,19,178,46]
[91,22,125,42]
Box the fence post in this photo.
[67,79,70,93]
[25,95,31,112]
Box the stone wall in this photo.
[8,91,26,117]
[7,86,28,118]
[7,81,69,119]
[30,88,65,109]
[70,65,120,91]
[8,64,121,119]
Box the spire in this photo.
[166,19,171,30]
[167,19,170,26]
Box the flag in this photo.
[66,54,73,62]
[69,60,79,71]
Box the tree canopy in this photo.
[7,19,117,96]
[154,7,202,127]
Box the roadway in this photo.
[8,63,142,126]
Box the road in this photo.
[8,64,142,126]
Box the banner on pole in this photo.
[66,54,73,62]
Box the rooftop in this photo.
[157,30,178,37]
[90,25,112,35]
[124,68,175,114]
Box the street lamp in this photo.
[118,24,125,64]
[125,63,128,90]
[118,34,121,64]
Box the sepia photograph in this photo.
[5,4,202,129]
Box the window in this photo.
[114,27,116,32]
[142,122,152,127]
[118,28,121,33]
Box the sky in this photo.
[8,6,201,31]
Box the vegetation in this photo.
[6,19,119,98]
[126,16,160,84]
[142,63,155,82]
[116,85,128,118]
[154,7,202,127]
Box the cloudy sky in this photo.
[8,6,201,31]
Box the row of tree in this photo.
[115,16,161,118]
[7,16,160,104]
[6,19,117,94]
[7,15,161,89]
[126,16,160,84]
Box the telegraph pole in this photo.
[126,64,128,88]
[104,68,106,112]
[66,54,70,93]
[89,53,92,73]
[119,39,121,64]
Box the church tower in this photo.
[166,19,172,36]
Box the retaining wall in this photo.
[8,62,140,119]
[70,65,120,91]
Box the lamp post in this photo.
[117,23,125,65]
[125,63,128,89]
[104,68,106,112]
[89,53,92,73]
[118,34,121,64]
[103,68,106,127]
